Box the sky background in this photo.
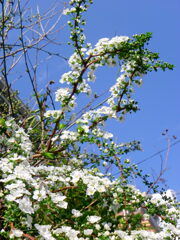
[13,0,180,196]
[83,0,180,196]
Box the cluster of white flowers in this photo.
[55,32,143,121]
[44,110,62,119]
[2,119,32,155]
[53,18,149,140]
[77,106,117,124]
[1,141,179,239]
[53,226,80,240]
[75,106,116,139]
[93,36,129,54]
[87,215,101,224]
[45,223,180,240]
[55,87,76,109]
[92,128,113,140]
[63,0,93,16]
[68,52,83,72]
[63,5,86,16]
[72,209,83,217]
[60,130,78,141]
[35,224,56,240]
[9,229,23,238]
[113,228,180,240]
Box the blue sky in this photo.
[83,0,180,194]
[14,0,180,195]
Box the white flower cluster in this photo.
[44,110,62,119]
[55,33,131,112]
[3,119,32,155]
[113,228,180,240]
[68,52,83,72]
[35,224,56,240]
[77,106,117,124]
[94,36,129,53]
[92,128,113,140]
[1,142,180,239]
[10,229,23,238]
[26,221,180,240]
[87,215,101,223]
[1,151,112,207]
[72,209,83,217]
[69,168,112,195]
[76,106,116,138]
[54,32,142,120]
[55,87,76,109]
[53,226,80,240]
[63,0,93,16]
[60,130,78,141]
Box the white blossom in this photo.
[15,196,34,214]
[10,229,23,238]
[72,209,82,217]
[35,224,55,240]
[87,215,101,223]
[84,229,93,235]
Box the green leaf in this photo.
[0,118,7,134]
[59,123,66,129]
[42,152,55,160]
[0,118,6,127]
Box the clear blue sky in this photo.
[16,0,180,195]
[83,0,180,195]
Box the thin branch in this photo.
[1,0,14,116]
[18,0,45,143]
[10,222,37,240]
[136,139,180,165]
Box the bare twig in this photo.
[1,0,14,116]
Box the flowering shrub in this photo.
[0,0,179,239]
